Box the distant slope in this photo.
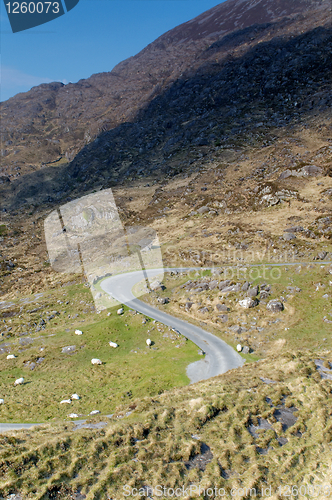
[0,0,330,183]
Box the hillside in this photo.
[0,0,330,184]
[0,0,332,498]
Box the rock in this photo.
[248,285,259,297]
[109,341,118,348]
[283,232,296,241]
[198,307,209,314]
[297,165,323,177]
[90,410,100,415]
[260,291,270,300]
[91,358,102,365]
[6,354,16,359]
[62,345,76,354]
[71,394,80,400]
[242,346,250,354]
[236,344,242,352]
[241,282,250,291]
[218,314,228,323]
[75,329,83,335]
[318,251,328,260]
[262,194,279,206]
[95,292,102,299]
[209,280,219,290]
[185,302,193,310]
[117,308,124,315]
[29,362,36,370]
[239,297,258,309]
[216,303,229,312]
[230,324,242,334]
[218,280,232,290]
[197,205,209,214]
[267,300,284,312]
[157,297,169,304]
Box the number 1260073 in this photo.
[5,2,60,14]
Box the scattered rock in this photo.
[198,307,209,314]
[62,345,76,354]
[248,285,259,297]
[239,297,258,309]
[283,232,296,241]
[267,300,284,313]
[216,303,229,312]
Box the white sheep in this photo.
[75,329,83,335]
[146,339,152,347]
[117,308,124,315]
[60,399,71,404]
[91,358,102,365]
[7,354,16,359]
[90,410,100,415]
[109,341,118,348]
[14,377,24,386]
[236,344,242,352]
[68,413,79,418]
[71,393,80,400]
[0,399,4,405]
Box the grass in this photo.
[0,350,331,499]
[0,283,201,423]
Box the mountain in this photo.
[0,0,330,196]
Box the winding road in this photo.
[0,267,243,433]
[100,268,244,383]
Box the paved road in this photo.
[100,267,244,383]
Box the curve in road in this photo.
[100,268,244,383]
[0,267,243,433]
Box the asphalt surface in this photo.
[100,267,244,383]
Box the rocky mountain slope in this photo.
[0,0,330,193]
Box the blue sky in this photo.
[0,0,225,102]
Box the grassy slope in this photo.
[0,351,331,499]
[0,283,200,423]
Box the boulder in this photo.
[62,345,76,354]
[198,307,209,314]
[185,302,193,310]
[218,314,228,323]
[239,297,258,309]
[218,280,232,290]
[248,285,259,297]
[216,303,229,312]
[209,280,219,290]
[242,346,250,354]
[197,206,209,214]
[241,282,250,291]
[283,232,296,241]
[267,300,284,312]
[318,251,328,260]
